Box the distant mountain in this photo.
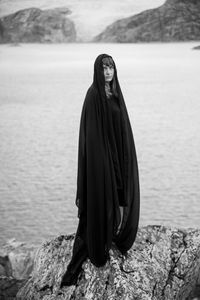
[0,7,76,43]
[0,0,165,41]
[94,0,200,42]
[193,45,200,50]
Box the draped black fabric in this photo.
[61,54,140,287]
[106,94,125,205]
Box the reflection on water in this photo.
[0,43,200,246]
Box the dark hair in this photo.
[102,56,114,67]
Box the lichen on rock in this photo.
[16,225,200,300]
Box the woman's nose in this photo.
[106,68,111,74]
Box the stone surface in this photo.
[16,225,200,300]
[0,276,25,300]
[0,239,37,299]
[0,7,76,43]
[193,45,200,50]
[0,238,37,280]
[94,0,200,43]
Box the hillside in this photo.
[94,0,200,42]
[0,0,165,41]
[0,7,76,43]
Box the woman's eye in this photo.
[103,66,113,70]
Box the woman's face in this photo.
[103,64,114,83]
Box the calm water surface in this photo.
[0,43,200,246]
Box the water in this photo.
[0,42,200,247]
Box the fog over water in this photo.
[0,42,200,246]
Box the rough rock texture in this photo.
[16,225,200,300]
[0,276,25,300]
[0,239,37,300]
[93,0,200,42]
[0,7,76,43]
[0,238,37,280]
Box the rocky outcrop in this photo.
[0,7,76,43]
[193,45,200,50]
[16,225,200,300]
[0,276,25,300]
[0,239,37,300]
[93,0,200,42]
[0,238,36,280]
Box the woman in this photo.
[60,53,140,287]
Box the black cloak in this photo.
[61,53,140,286]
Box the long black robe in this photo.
[61,54,140,286]
[106,94,125,205]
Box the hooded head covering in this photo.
[75,54,140,267]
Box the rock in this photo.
[0,238,37,280]
[16,225,200,300]
[0,7,76,43]
[193,45,200,50]
[0,239,37,299]
[0,276,25,300]
[93,0,200,42]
